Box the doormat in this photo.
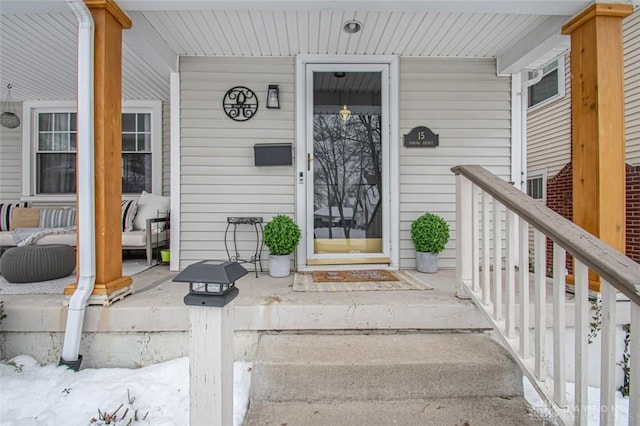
[312,270,397,282]
[293,270,434,292]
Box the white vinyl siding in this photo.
[527,53,571,178]
[0,101,22,201]
[399,58,512,269]
[528,9,640,175]
[179,56,295,268]
[625,10,640,166]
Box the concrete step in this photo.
[244,397,542,426]
[249,333,524,403]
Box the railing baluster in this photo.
[456,174,473,293]
[493,201,503,320]
[482,191,491,307]
[472,184,480,293]
[534,229,546,381]
[519,218,529,358]
[505,210,516,339]
[574,261,589,425]
[631,303,640,426]
[452,165,640,426]
[600,279,617,425]
[552,243,566,408]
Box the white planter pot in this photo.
[269,254,291,278]
[416,251,438,273]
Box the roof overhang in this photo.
[1,0,632,101]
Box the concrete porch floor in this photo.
[0,265,488,367]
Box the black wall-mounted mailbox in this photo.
[254,143,292,166]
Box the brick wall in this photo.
[626,164,640,262]
[545,163,573,274]
[544,162,640,272]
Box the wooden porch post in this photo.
[562,3,632,291]
[64,0,132,301]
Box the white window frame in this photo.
[527,57,565,111]
[526,168,547,201]
[21,100,162,202]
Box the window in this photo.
[36,112,77,194]
[22,100,162,199]
[527,169,547,201]
[528,57,565,109]
[121,112,152,193]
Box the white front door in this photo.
[297,58,396,267]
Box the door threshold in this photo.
[306,257,391,266]
[298,263,397,272]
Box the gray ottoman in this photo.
[0,244,76,283]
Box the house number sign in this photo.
[223,86,258,121]
[404,126,439,147]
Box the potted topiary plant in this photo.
[411,212,450,273]
[263,214,301,277]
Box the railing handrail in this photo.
[452,164,640,306]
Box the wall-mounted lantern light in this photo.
[266,84,280,109]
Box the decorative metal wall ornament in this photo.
[223,86,258,121]
[0,84,20,129]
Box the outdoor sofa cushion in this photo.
[122,229,167,247]
[10,208,41,230]
[0,202,30,231]
[133,191,170,231]
[40,208,77,228]
[121,199,138,232]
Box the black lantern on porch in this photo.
[173,260,248,306]
[266,84,280,109]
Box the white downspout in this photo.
[60,0,95,370]
[521,69,543,189]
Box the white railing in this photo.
[453,165,640,426]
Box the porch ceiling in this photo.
[0,0,599,102]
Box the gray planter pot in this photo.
[416,251,438,273]
[269,254,291,278]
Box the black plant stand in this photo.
[224,217,264,277]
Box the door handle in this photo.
[307,153,313,171]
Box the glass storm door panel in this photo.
[310,70,384,259]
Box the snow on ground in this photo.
[3,354,631,425]
[524,377,630,425]
[0,356,252,426]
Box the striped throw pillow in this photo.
[0,202,30,231]
[121,199,138,232]
[40,208,77,228]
